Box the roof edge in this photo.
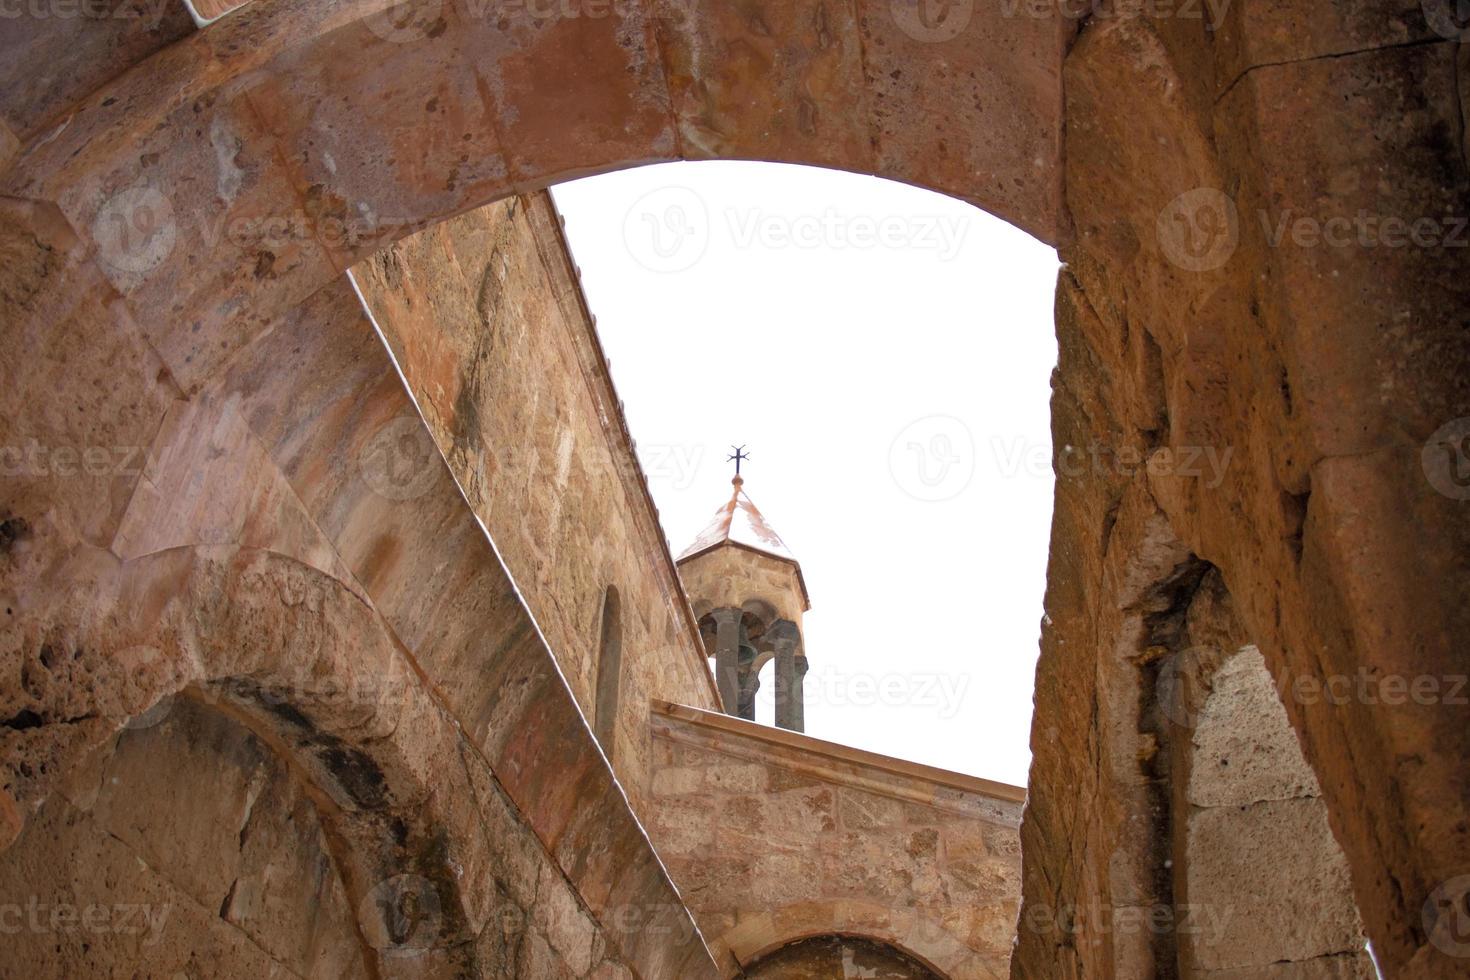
[651,699,1026,805]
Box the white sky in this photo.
[553,161,1058,787]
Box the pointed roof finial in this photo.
[727,444,750,482]
[677,447,810,611]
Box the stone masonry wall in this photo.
[1015,3,1470,976]
[1173,648,1372,977]
[0,696,640,979]
[352,193,721,808]
[648,702,1024,979]
[680,546,808,628]
[0,207,721,977]
[2,0,1467,975]
[0,698,368,979]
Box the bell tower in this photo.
[677,472,811,732]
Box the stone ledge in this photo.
[650,700,1027,811]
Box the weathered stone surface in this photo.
[1203,954,1378,980]
[0,0,195,141]
[351,191,721,814]
[0,197,178,550]
[649,701,1022,977]
[743,933,943,978]
[2,0,1467,976]
[680,546,808,628]
[1,203,718,978]
[0,697,368,978]
[1015,6,1469,977]
[1186,647,1319,808]
[1169,637,1373,979]
[1210,0,1434,98]
[1185,798,1364,971]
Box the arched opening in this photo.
[743,934,943,979]
[2,2,1464,975]
[555,160,1055,784]
[593,585,623,755]
[752,655,777,726]
[0,543,697,976]
[1168,644,1372,974]
[0,695,372,976]
[1025,557,1376,977]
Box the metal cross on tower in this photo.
[727,445,750,477]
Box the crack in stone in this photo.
[1215,36,1450,108]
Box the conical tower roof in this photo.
[677,477,810,609]
[677,476,796,563]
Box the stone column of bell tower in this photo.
[676,475,812,733]
[707,607,742,716]
[770,621,806,732]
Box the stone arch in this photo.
[0,216,720,977]
[740,601,785,658]
[740,597,779,630]
[719,898,988,979]
[695,605,783,719]
[0,692,373,977]
[4,0,1467,972]
[743,934,944,979]
[592,583,623,755]
[1,0,1062,400]
[0,545,491,974]
[1017,518,1375,978]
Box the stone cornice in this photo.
[650,700,1027,817]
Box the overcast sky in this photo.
[553,161,1058,787]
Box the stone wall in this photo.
[680,546,808,629]
[743,935,943,978]
[1018,562,1374,978]
[1014,4,1470,976]
[1171,639,1371,977]
[648,701,1024,979]
[1,0,1467,976]
[0,695,650,979]
[0,206,720,977]
[351,192,722,806]
[0,698,367,978]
